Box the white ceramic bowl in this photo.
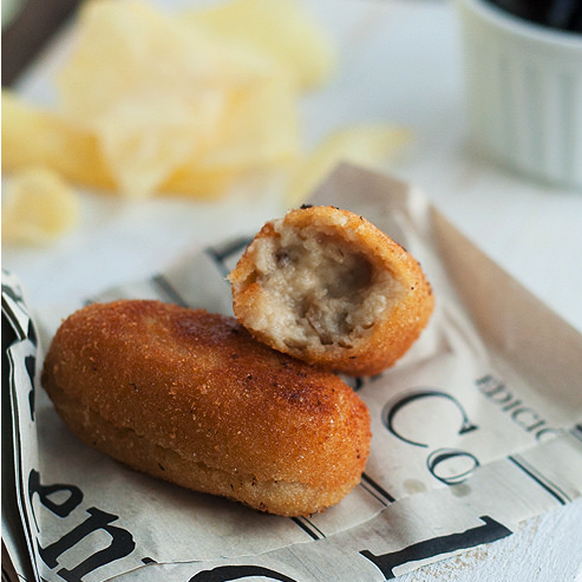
[455,0,582,190]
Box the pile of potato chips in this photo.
[2,0,411,243]
[4,0,335,200]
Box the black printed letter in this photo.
[188,564,297,582]
[39,507,135,582]
[360,515,512,578]
[383,389,478,448]
[29,469,83,518]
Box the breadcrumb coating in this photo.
[41,300,371,516]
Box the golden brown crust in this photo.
[228,205,434,376]
[41,300,370,516]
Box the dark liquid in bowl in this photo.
[487,0,582,32]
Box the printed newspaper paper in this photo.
[3,165,582,582]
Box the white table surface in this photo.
[3,0,582,580]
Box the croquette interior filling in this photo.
[247,225,400,351]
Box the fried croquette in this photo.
[228,205,434,376]
[41,300,371,516]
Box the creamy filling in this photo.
[246,225,398,351]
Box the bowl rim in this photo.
[456,0,582,49]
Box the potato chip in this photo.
[160,166,239,200]
[56,0,298,198]
[198,79,299,170]
[184,0,336,90]
[164,77,300,195]
[2,166,79,244]
[286,125,412,207]
[2,90,283,199]
[58,0,223,197]
[2,90,114,190]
